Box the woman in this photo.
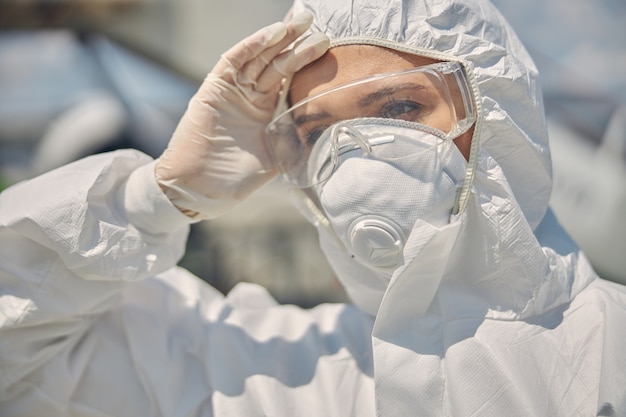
[1,0,624,416]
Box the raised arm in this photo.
[0,150,194,395]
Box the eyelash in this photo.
[378,98,424,119]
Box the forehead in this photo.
[289,45,439,105]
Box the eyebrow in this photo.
[358,82,426,107]
[293,82,427,127]
[294,111,332,127]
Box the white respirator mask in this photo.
[267,61,477,315]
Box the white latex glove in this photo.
[155,12,329,219]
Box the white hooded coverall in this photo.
[1,0,626,416]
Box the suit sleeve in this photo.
[0,149,195,396]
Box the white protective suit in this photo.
[1,0,626,416]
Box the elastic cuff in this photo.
[124,161,198,235]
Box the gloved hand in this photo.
[154,12,329,219]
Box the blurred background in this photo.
[0,0,624,306]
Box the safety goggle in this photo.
[266,61,476,188]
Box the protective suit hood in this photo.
[289,0,552,228]
[285,0,594,319]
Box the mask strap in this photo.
[290,187,329,228]
[452,62,482,216]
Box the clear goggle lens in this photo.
[266,61,476,188]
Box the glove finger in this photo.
[255,32,330,93]
[236,12,314,87]
[214,12,313,77]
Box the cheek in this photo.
[429,103,454,133]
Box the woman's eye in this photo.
[379,100,424,120]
